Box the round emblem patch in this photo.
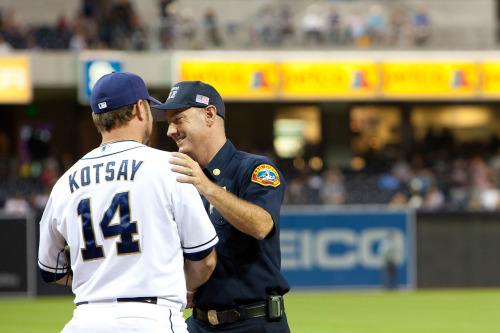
[251,164,280,187]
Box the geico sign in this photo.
[280,228,405,270]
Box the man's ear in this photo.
[135,99,147,121]
[205,105,218,126]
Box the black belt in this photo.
[76,297,158,306]
[194,302,267,325]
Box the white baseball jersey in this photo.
[38,140,218,307]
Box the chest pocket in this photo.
[210,206,227,226]
[210,208,231,257]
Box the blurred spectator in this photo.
[346,9,368,47]
[412,5,431,46]
[302,4,325,45]
[203,8,222,47]
[177,7,198,48]
[366,4,386,45]
[320,166,346,204]
[110,0,142,49]
[469,156,492,190]
[69,28,87,51]
[159,0,175,18]
[0,34,13,53]
[446,157,469,199]
[379,230,400,289]
[285,175,308,205]
[488,147,500,172]
[389,191,409,207]
[388,3,409,46]
[306,172,324,204]
[30,186,50,216]
[378,173,402,192]
[1,9,29,49]
[276,4,295,45]
[82,0,98,18]
[407,188,423,209]
[4,191,30,216]
[39,157,60,188]
[44,14,72,49]
[326,6,342,44]
[159,0,176,49]
[253,5,278,46]
[476,183,500,211]
[421,186,445,211]
[391,157,413,184]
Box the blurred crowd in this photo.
[284,152,500,212]
[250,2,431,49]
[284,130,500,213]
[5,127,500,216]
[0,0,148,52]
[0,0,434,53]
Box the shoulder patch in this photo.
[251,164,280,187]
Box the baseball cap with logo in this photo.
[90,72,161,117]
[151,81,226,121]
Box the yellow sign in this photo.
[479,61,500,97]
[180,61,279,99]
[0,56,32,104]
[381,61,478,98]
[280,62,379,99]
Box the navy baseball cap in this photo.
[91,72,161,116]
[151,81,225,121]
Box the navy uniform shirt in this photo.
[194,140,290,310]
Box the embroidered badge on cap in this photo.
[168,86,179,100]
[251,164,280,187]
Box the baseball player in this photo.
[152,81,290,332]
[38,72,218,333]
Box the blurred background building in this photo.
[2,0,500,212]
[2,0,500,292]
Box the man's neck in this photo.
[100,125,142,146]
[196,137,227,169]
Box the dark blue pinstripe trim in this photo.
[81,146,144,160]
[182,235,218,250]
[169,309,174,333]
[39,267,67,283]
[184,247,213,261]
[38,259,59,270]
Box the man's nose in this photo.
[166,124,176,137]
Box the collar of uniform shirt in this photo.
[203,140,235,180]
[99,139,140,147]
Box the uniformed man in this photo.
[38,73,218,333]
[152,81,290,332]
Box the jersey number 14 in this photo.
[77,191,140,260]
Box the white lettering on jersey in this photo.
[69,159,143,193]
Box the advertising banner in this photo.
[280,61,379,99]
[280,207,415,289]
[381,61,479,98]
[78,55,123,105]
[0,56,32,104]
[179,61,279,99]
[479,61,500,98]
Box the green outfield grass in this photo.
[0,289,499,333]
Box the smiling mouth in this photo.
[176,138,185,145]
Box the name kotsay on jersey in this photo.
[69,160,143,193]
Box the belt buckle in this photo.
[207,310,219,325]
